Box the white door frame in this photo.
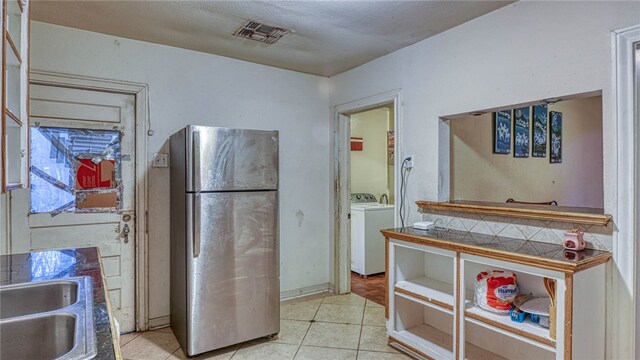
[332,90,402,294]
[29,70,151,332]
[612,25,639,360]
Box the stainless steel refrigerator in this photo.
[169,126,279,356]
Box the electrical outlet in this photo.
[405,154,414,169]
[153,153,169,168]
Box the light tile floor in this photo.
[120,293,410,360]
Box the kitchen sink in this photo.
[0,280,78,319]
[0,277,97,360]
[1,314,76,360]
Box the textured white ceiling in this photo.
[32,1,513,76]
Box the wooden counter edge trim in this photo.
[455,254,461,360]
[464,310,556,348]
[385,237,389,320]
[573,254,612,273]
[563,274,573,360]
[416,201,612,227]
[382,230,612,274]
[389,336,435,360]
[97,247,123,360]
[395,287,454,311]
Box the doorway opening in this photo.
[333,90,402,305]
[349,104,395,305]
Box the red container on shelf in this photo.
[474,270,519,314]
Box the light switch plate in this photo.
[153,153,169,168]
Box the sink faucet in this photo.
[380,194,389,205]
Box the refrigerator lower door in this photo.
[185,191,279,356]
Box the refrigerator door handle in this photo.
[193,193,201,257]
[192,129,201,192]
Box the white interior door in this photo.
[10,83,136,332]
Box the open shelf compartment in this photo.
[462,258,557,351]
[4,37,22,120]
[4,113,22,185]
[393,243,456,309]
[6,0,23,55]
[464,318,555,360]
[465,304,554,347]
[392,293,455,360]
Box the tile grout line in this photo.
[292,320,313,359]
[164,347,179,360]
[227,344,241,359]
[120,332,142,348]
[291,293,326,359]
[355,301,367,360]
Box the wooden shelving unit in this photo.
[1,0,29,193]
[416,200,612,226]
[385,228,610,360]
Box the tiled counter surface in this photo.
[0,247,119,360]
[382,227,611,272]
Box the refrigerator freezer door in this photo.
[187,126,278,192]
[185,191,279,355]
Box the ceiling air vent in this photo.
[233,20,289,45]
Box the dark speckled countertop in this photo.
[382,227,611,273]
[0,247,118,360]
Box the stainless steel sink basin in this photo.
[0,280,78,319]
[0,277,97,360]
[1,314,76,360]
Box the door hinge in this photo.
[145,210,149,233]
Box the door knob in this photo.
[121,223,130,244]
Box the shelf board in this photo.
[5,109,22,126]
[5,33,22,64]
[4,183,23,191]
[393,323,454,360]
[465,305,555,348]
[416,200,612,226]
[464,342,509,360]
[395,277,455,310]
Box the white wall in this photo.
[350,107,392,201]
[29,22,332,324]
[329,2,640,358]
[451,96,604,208]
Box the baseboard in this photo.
[280,282,332,300]
[148,315,170,330]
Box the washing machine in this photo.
[350,193,395,276]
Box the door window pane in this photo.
[30,127,121,213]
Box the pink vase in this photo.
[563,229,586,251]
